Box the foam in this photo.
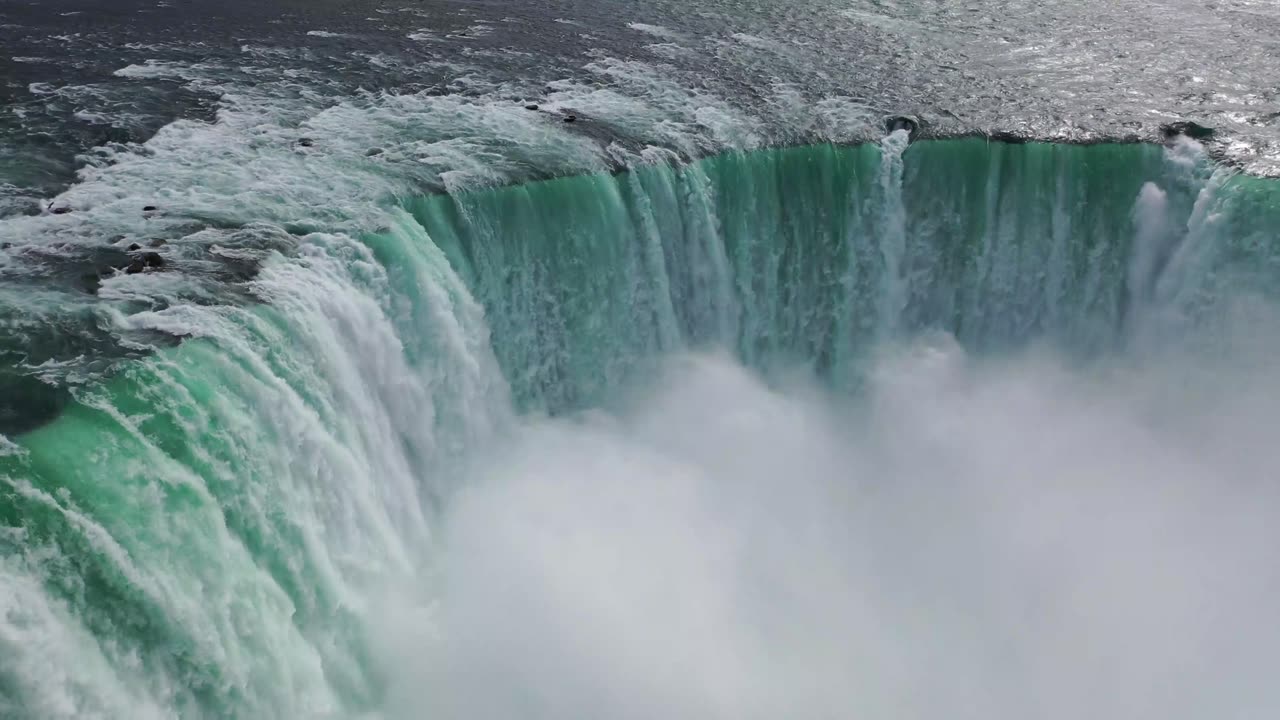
[627,23,680,39]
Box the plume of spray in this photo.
[371,311,1280,719]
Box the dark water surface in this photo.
[3,0,1278,211]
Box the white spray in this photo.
[377,305,1280,720]
[877,128,912,334]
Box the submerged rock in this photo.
[1161,121,1214,141]
[297,137,315,148]
[120,250,164,275]
[884,114,920,141]
[524,103,539,111]
[0,371,70,437]
[562,114,577,123]
[80,272,102,294]
[987,130,1031,144]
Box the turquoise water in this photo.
[412,139,1276,407]
[2,138,1280,717]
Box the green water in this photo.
[2,139,1279,718]
[410,139,1276,411]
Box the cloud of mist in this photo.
[376,327,1280,719]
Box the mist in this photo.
[373,325,1280,719]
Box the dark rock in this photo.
[143,205,157,212]
[1161,121,1214,141]
[562,114,577,123]
[117,250,162,275]
[987,130,1030,144]
[298,137,315,147]
[884,114,920,140]
[0,242,11,250]
[524,103,539,111]
[49,205,72,215]
[127,243,142,251]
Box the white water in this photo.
[876,128,911,334]
[366,312,1280,719]
[3,101,1277,716]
